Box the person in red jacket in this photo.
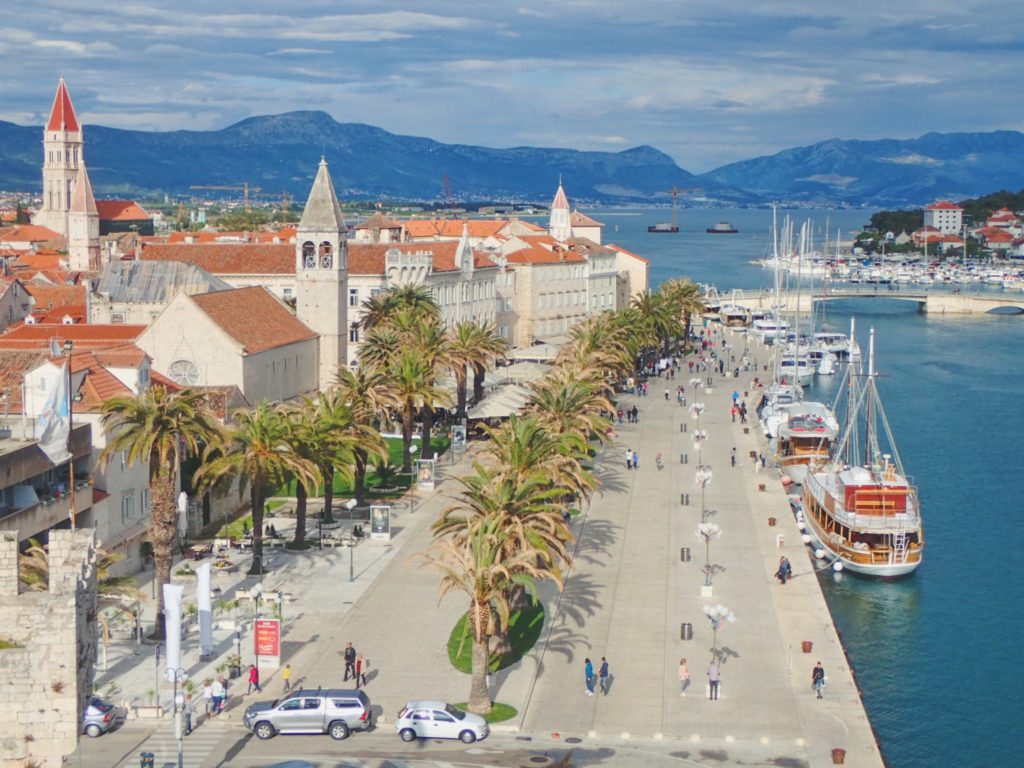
[247,664,261,694]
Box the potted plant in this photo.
[372,459,400,492]
[136,689,163,719]
[225,653,242,680]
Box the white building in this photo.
[923,201,963,235]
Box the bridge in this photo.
[725,287,1024,315]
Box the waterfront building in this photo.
[923,200,963,235]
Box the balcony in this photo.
[0,481,93,540]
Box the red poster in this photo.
[254,619,280,657]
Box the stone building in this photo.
[0,528,98,768]
[32,78,82,239]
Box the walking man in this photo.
[343,642,356,681]
[584,658,595,695]
[812,662,826,699]
[247,664,261,695]
[202,679,213,717]
[598,657,610,696]
[731,447,736,467]
[707,659,720,700]
[210,677,225,715]
[183,694,194,736]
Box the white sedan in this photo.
[395,701,489,744]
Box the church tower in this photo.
[67,163,100,273]
[296,158,349,389]
[34,77,83,238]
[549,179,572,242]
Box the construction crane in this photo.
[441,173,457,212]
[648,186,702,233]
[281,191,290,221]
[189,182,262,212]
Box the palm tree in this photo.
[660,277,705,349]
[101,386,225,639]
[359,284,440,332]
[469,322,508,403]
[335,367,393,506]
[387,348,449,473]
[420,511,548,715]
[526,367,614,449]
[195,404,318,575]
[632,290,682,357]
[408,318,453,456]
[447,321,478,419]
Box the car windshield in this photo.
[88,699,112,712]
[444,704,466,720]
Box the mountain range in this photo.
[2,110,1023,208]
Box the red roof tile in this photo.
[93,344,148,368]
[24,283,84,312]
[46,78,79,133]
[348,243,496,275]
[403,219,507,239]
[0,323,144,351]
[141,243,294,274]
[0,349,49,411]
[925,200,962,210]
[95,200,150,222]
[0,225,62,243]
[190,287,317,354]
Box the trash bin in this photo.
[831,747,846,765]
[140,752,155,768]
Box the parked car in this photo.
[82,698,126,738]
[395,701,489,744]
[242,689,372,741]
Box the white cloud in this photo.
[267,48,333,56]
[882,154,944,166]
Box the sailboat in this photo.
[800,324,924,577]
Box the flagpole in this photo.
[64,339,75,531]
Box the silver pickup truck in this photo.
[243,688,372,740]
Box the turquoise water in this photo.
[600,208,1022,767]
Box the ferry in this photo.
[706,221,738,234]
[648,222,679,233]
[801,328,924,577]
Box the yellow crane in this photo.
[189,182,262,212]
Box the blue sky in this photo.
[2,0,1021,172]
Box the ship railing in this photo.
[805,473,921,530]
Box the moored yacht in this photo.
[776,402,839,485]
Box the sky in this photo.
[2,0,1022,173]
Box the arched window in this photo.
[302,241,316,269]
[319,241,333,269]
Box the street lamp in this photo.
[408,443,419,514]
[702,604,736,662]
[345,498,358,582]
[695,465,713,523]
[234,628,242,666]
[696,522,721,592]
[169,667,188,768]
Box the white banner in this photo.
[37,362,70,464]
[163,583,185,680]
[196,562,213,657]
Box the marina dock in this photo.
[729,286,1024,314]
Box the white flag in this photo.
[37,363,70,464]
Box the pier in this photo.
[729,286,1024,314]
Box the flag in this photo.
[37,362,70,464]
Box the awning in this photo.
[509,343,560,361]
[467,383,532,419]
[492,361,553,385]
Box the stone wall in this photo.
[0,528,98,768]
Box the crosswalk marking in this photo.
[133,720,227,768]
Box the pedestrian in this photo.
[355,654,367,688]
[247,664,261,694]
[656,452,663,470]
[202,678,213,717]
[708,659,721,700]
[184,693,194,736]
[812,662,826,699]
[632,405,639,422]
[731,447,736,467]
[760,453,767,469]
[617,408,624,424]
[678,658,690,696]
[625,448,632,470]
[584,658,595,695]
[282,663,292,692]
[775,556,792,585]
[598,657,610,695]
[665,388,670,400]
[633,451,639,469]
[210,677,225,715]
[343,642,356,681]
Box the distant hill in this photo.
[698,131,1024,207]
[0,111,751,204]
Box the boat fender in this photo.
[802,534,812,545]
[781,475,793,487]
[797,521,806,532]
[814,548,826,560]
[832,561,844,572]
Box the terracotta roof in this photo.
[95,200,150,222]
[26,283,84,310]
[192,385,249,420]
[190,287,317,354]
[607,243,651,265]
[0,349,49,411]
[403,219,507,239]
[504,243,586,265]
[37,304,86,324]
[11,252,63,271]
[93,344,148,368]
[348,243,497,276]
[46,77,79,133]
[570,210,604,228]
[0,225,62,243]
[925,200,962,210]
[355,212,403,230]
[149,369,182,392]
[166,228,294,244]
[0,323,145,351]
[141,243,294,275]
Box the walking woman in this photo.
[678,658,690,696]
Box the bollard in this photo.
[140,753,155,768]
[680,547,691,562]
[680,493,689,506]
[680,453,686,465]
[680,622,693,640]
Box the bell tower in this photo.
[549,178,572,242]
[295,158,349,389]
[34,77,83,238]
[67,163,99,272]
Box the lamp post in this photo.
[345,498,358,582]
[695,465,713,523]
[408,444,419,514]
[697,522,721,591]
[702,604,736,661]
[169,667,187,768]
[234,628,242,667]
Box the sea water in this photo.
[601,207,1021,767]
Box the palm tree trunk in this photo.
[456,369,468,419]
[292,482,307,545]
[472,363,485,402]
[249,485,266,576]
[322,463,334,523]
[421,405,434,462]
[402,402,414,473]
[353,450,368,506]
[468,637,492,715]
[149,472,178,640]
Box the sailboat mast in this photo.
[865,327,875,467]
